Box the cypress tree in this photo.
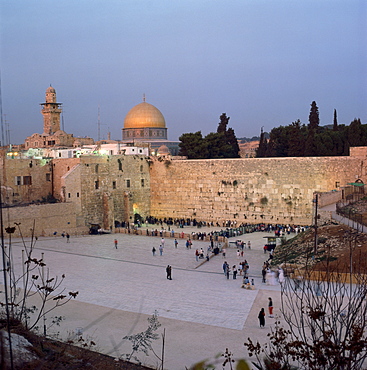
[333,109,338,131]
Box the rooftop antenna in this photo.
[4,114,10,146]
[0,72,4,146]
[61,112,65,131]
[97,105,101,141]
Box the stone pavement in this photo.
[1,226,295,369]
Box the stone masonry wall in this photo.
[0,157,52,205]
[61,155,151,229]
[150,156,366,225]
[2,202,78,238]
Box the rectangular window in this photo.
[68,193,71,198]
[76,192,80,198]
[46,173,51,181]
[141,179,144,187]
[95,180,99,189]
[126,179,130,188]
[335,182,340,188]
[15,176,21,186]
[23,176,32,185]
[112,181,116,189]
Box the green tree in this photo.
[348,118,363,147]
[178,113,240,159]
[224,127,240,158]
[265,126,289,157]
[206,132,225,158]
[256,128,268,157]
[178,131,208,159]
[217,113,230,134]
[288,120,305,157]
[304,101,320,156]
[333,109,338,131]
[308,101,320,131]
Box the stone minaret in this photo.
[41,85,62,135]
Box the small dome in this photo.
[124,102,166,129]
[157,144,170,155]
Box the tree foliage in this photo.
[122,311,164,367]
[178,113,240,159]
[0,222,78,333]
[256,101,365,158]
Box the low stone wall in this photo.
[1,202,78,238]
[289,268,364,285]
[317,190,343,207]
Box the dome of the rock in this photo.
[124,102,166,129]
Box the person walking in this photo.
[66,233,70,243]
[222,261,227,275]
[114,239,118,249]
[166,265,172,280]
[258,308,265,328]
[174,239,178,248]
[195,249,199,262]
[159,245,163,256]
[268,297,274,317]
[152,246,156,256]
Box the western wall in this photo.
[149,153,367,225]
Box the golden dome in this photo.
[124,102,166,129]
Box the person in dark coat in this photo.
[258,308,265,328]
[166,265,172,280]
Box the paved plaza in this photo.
[2,226,293,369]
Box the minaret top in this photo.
[45,85,57,103]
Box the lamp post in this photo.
[313,193,318,256]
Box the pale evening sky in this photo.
[0,0,366,145]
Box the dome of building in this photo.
[157,144,170,155]
[124,102,166,129]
